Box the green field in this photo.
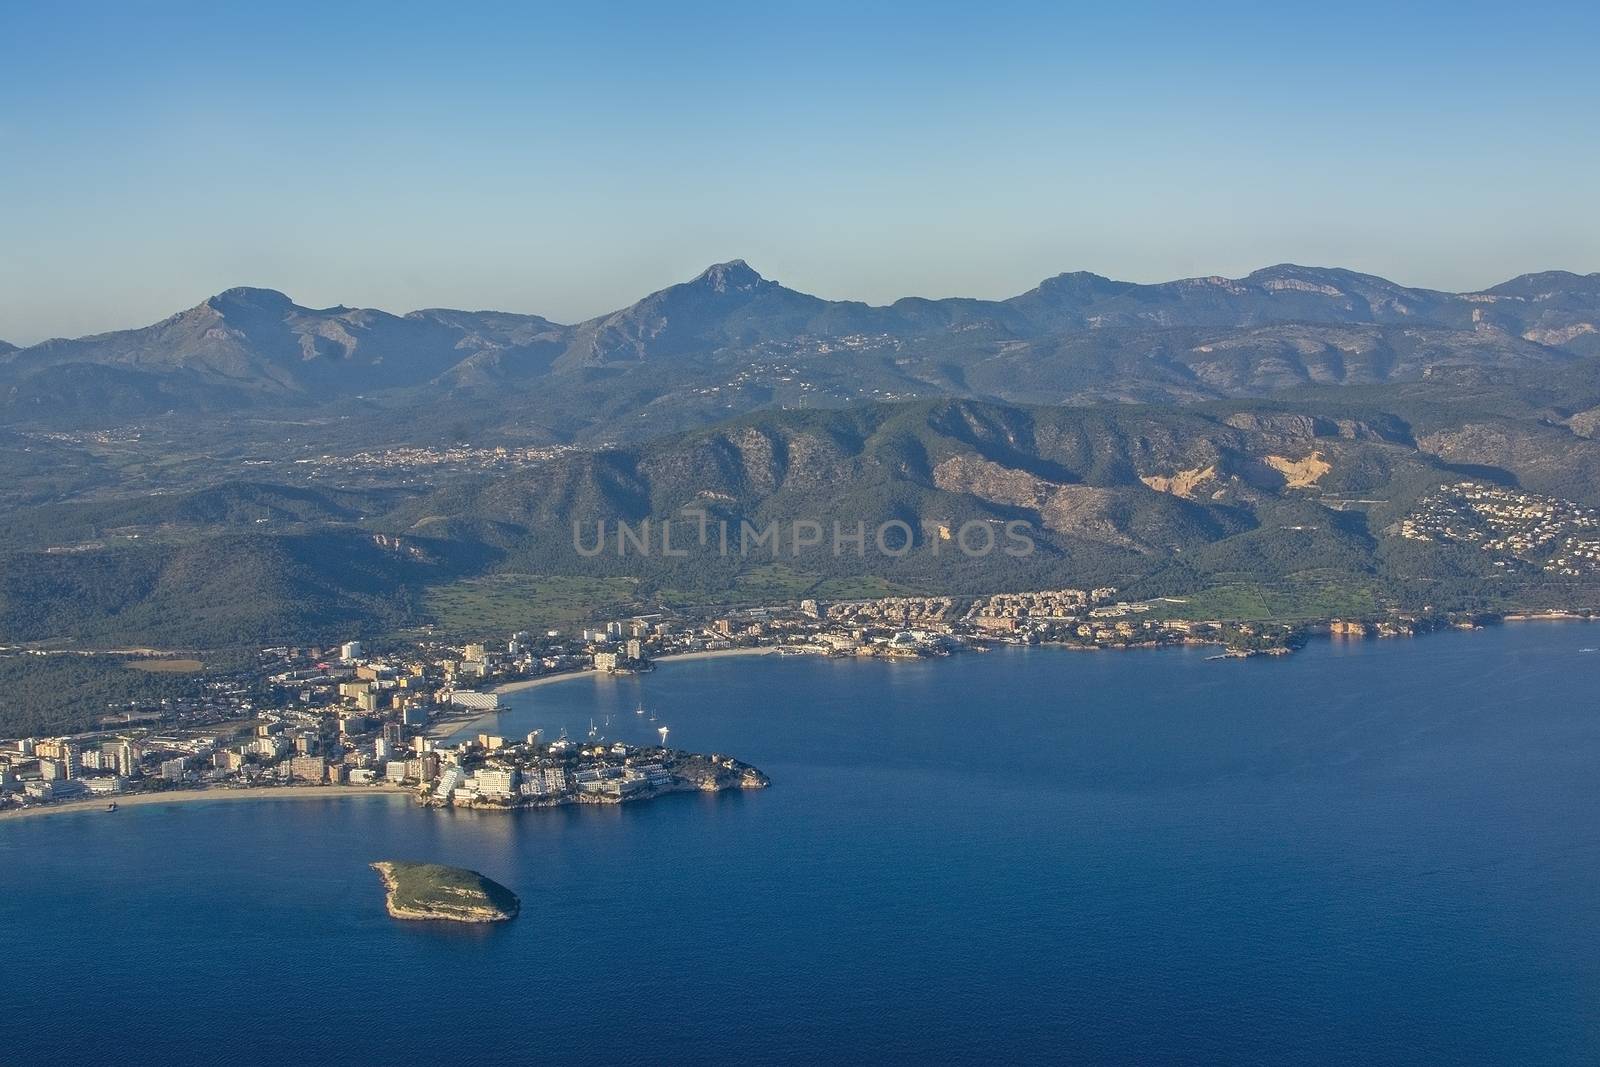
[1146,574,1383,622]
[661,566,921,609]
[124,658,205,673]
[731,563,822,601]
[422,574,641,636]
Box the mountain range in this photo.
[5,262,1598,440]
[8,385,1600,652]
[6,258,1600,707]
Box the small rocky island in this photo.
[371,861,520,923]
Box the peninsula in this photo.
[420,738,769,812]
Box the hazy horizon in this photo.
[7,255,1600,347]
[4,0,1599,344]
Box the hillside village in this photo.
[1399,482,1600,576]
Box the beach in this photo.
[428,646,777,740]
[0,784,411,823]
[497,645,776,696]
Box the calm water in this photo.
[4,624,1600,1064]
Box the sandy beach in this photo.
[495,645,776,696]
[655,646,781,665]
[0,784,411,824]
[427,647,778,740]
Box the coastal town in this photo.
[0,618,774,818]
[0,581,1559,818]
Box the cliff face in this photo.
[372,861,520,923]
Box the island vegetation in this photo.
[371,861,519,923]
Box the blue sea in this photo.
[4,624,1600,1064]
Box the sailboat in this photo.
[635,702,645,715]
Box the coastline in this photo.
[9,620,1592,823]
[493,645,775,697]
[0,784,411,824]
[429,646,777,740]
[428,618,1600,740]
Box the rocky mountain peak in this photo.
[692,260,765,293]
[1031,270,1121,295]
[205,287,297,315]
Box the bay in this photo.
[3,623,1598,1064]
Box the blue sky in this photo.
[2,0,1598,343]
